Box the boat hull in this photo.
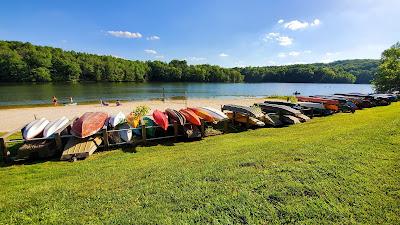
[71,112,109,138]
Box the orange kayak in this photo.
[187,107,216,123]
[179,109,201,126]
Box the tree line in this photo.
[0,40,378,84]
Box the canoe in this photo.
[221,104,264,118]
[109,111,125,127]
[257,103,310,122]
[179,109,202,126]
[200,107,228,121]
[187,107,216,123]
[296,101,325,110]
[118,123,132,142]
[71,112,109,138]
[43,116,69,138]
[143,117,156,137]
[267,113,283,126]
[226,112,265,127]
[296,96,339,105]
[165,108,186,126]
[23,118,50,140]
[152,110,169,131]
[281,115,301,124]
[126,112,140,128]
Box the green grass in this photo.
[265,95,297,102]
[1,103,399,224]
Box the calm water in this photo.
[0,82,374,106]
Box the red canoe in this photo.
[71,112,109,138]
[296,96,339,105]
[187,107,216,123]
[153,110,169,131]
[179,109,201,126]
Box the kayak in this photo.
[143,117,156,137]
[71,112,109,138]
[200,107,228,121]
[43,116,69,138]
[165,108,186,126]
[23,118,50,140]
[109,111,125,127]
[187,107,216,123]
[118,123,133,142]
[257,103,310,122]
[179,109,202,126]
[126,112,140,128]
[221,104,264,118]
[152,110,169,131]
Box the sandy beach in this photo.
[0,97,269,132]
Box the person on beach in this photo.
[116,100,121,106]
[69,96,74,104]
[52,96,58,106]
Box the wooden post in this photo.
[141,124,147,143]
[223,120,228,133]
[200,119,205,138]
[173,122,178,141]
[102,128,109,149]
[0,137,8,163]
[54,133,62,151]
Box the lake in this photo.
[0,82,374,106]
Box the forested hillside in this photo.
[0,40,378,83]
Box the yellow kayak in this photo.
[126,112,140,128]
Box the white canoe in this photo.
[43,116,69,138]
[23,118,50,140]
[109,112,125,127]
[119,123,133,142]
[296,101,325,110]
[200,107,228,120]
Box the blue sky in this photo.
[1,0,399,67]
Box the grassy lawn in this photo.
[0,103,399,224]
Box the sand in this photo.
[0,97,270,132]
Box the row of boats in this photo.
[16,92,398,161]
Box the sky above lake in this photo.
[1,0,399,67]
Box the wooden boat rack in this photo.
[1,116,248,163]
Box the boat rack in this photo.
[1,116,244,163]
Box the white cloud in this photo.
[276,36,293,46]
[147,35,160,41]
[288,51,300,56]
[155,55,164,59]
[219,53,229,57]
[264,33,293,46]
[267,60,277,65]
[278,53,286,58]
[144,49,157,54]
[282,19,321,30]
[107,31,142,38]
[311,19,320,26]
[278,19,284,24]
[303,50,312,54]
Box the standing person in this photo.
[69,96,74,104]
[52,96,58,106]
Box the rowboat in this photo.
[296,101,325,110]
[200,107,229,121]
[281,115,301,124]
[152,110,169,131]
[118,123,132,142]
[257,103,310,122]
[71,112,109,138]
[221,104,264,118]
[226,112,265,127]
[296,96,339,111]
[165,108,186,126]
[179,109,202,126]
[188,107,216,123]
[23,118,50,140]
[43,116,69,138]
[108,112,125,127]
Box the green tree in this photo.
[373,42,400,92]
